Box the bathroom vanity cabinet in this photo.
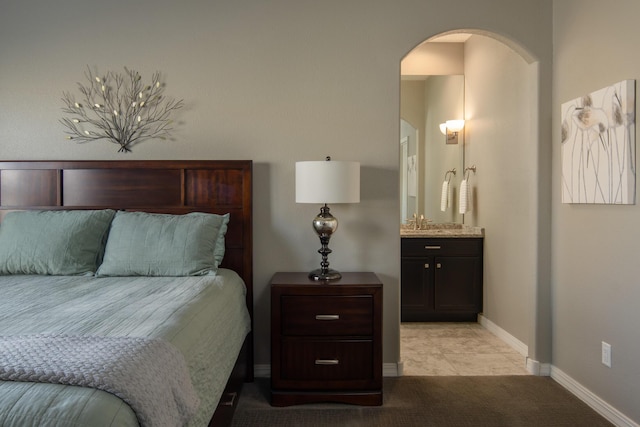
[401,237,483,322]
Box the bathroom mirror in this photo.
[400,74,465,224]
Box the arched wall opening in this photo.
[399,29,549,373]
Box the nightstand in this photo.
[270,272,383,407]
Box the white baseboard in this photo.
[478,314,528,356]
[478,314,552,376]
[384,362,401,377]
[254,364,270,378]
[551,366,639,427]
[254,363,402,378]
[524,357,551,376]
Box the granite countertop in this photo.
[400,223,484,238]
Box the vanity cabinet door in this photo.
[400,256,433,318]
[434,256,482,312]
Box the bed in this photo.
[0,160,253,427]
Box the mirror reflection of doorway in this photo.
[400,120,418,223]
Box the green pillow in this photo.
[0,209,116,275]
[213,215,229,266]
[96,211,229,277]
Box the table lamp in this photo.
[295,156,360,281]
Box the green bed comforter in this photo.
[0,269,251,427]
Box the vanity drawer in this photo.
[281,295,373,336]
[279,339,374,385]
[401,237,482,256]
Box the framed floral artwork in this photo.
[561,80,636,204]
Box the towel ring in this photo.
[444,168,456,183]
[464,165,476,180]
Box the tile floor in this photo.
[400,322,530,376]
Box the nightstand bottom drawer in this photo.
[280,339,373,382]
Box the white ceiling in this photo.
[429,33,473,43]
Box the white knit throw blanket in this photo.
[0,334,200,427]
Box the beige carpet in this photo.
[230,376,613,426]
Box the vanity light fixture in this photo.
[295,156,360,281]
[439,119,465,145]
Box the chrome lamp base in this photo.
[308,268,342,281]
[309,203,341,281]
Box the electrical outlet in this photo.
[602,342,612,368]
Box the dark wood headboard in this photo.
[0,159,253,362]
[0,159,253,301]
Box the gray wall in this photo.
[464,35,541,360]
[553,0,640,422]
[1,0,555,390]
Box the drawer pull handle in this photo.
[315,314,340,321]
[315,359,339,365]
[219,392,237,407]
[424,245,441,250]
[424,263,430,269]
[436,263,442,269]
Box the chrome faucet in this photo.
[404,213,432,230]
[404,213,418,230]
[418,214,432,229]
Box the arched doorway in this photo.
[399,30,547,376]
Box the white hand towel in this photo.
[440,181,449,212]
[459,179,469,214]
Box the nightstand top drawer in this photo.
[281,295,373,336]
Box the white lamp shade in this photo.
[296,160,360,204]
[445,119,465,132]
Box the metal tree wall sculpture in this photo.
[61,67,183,152]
